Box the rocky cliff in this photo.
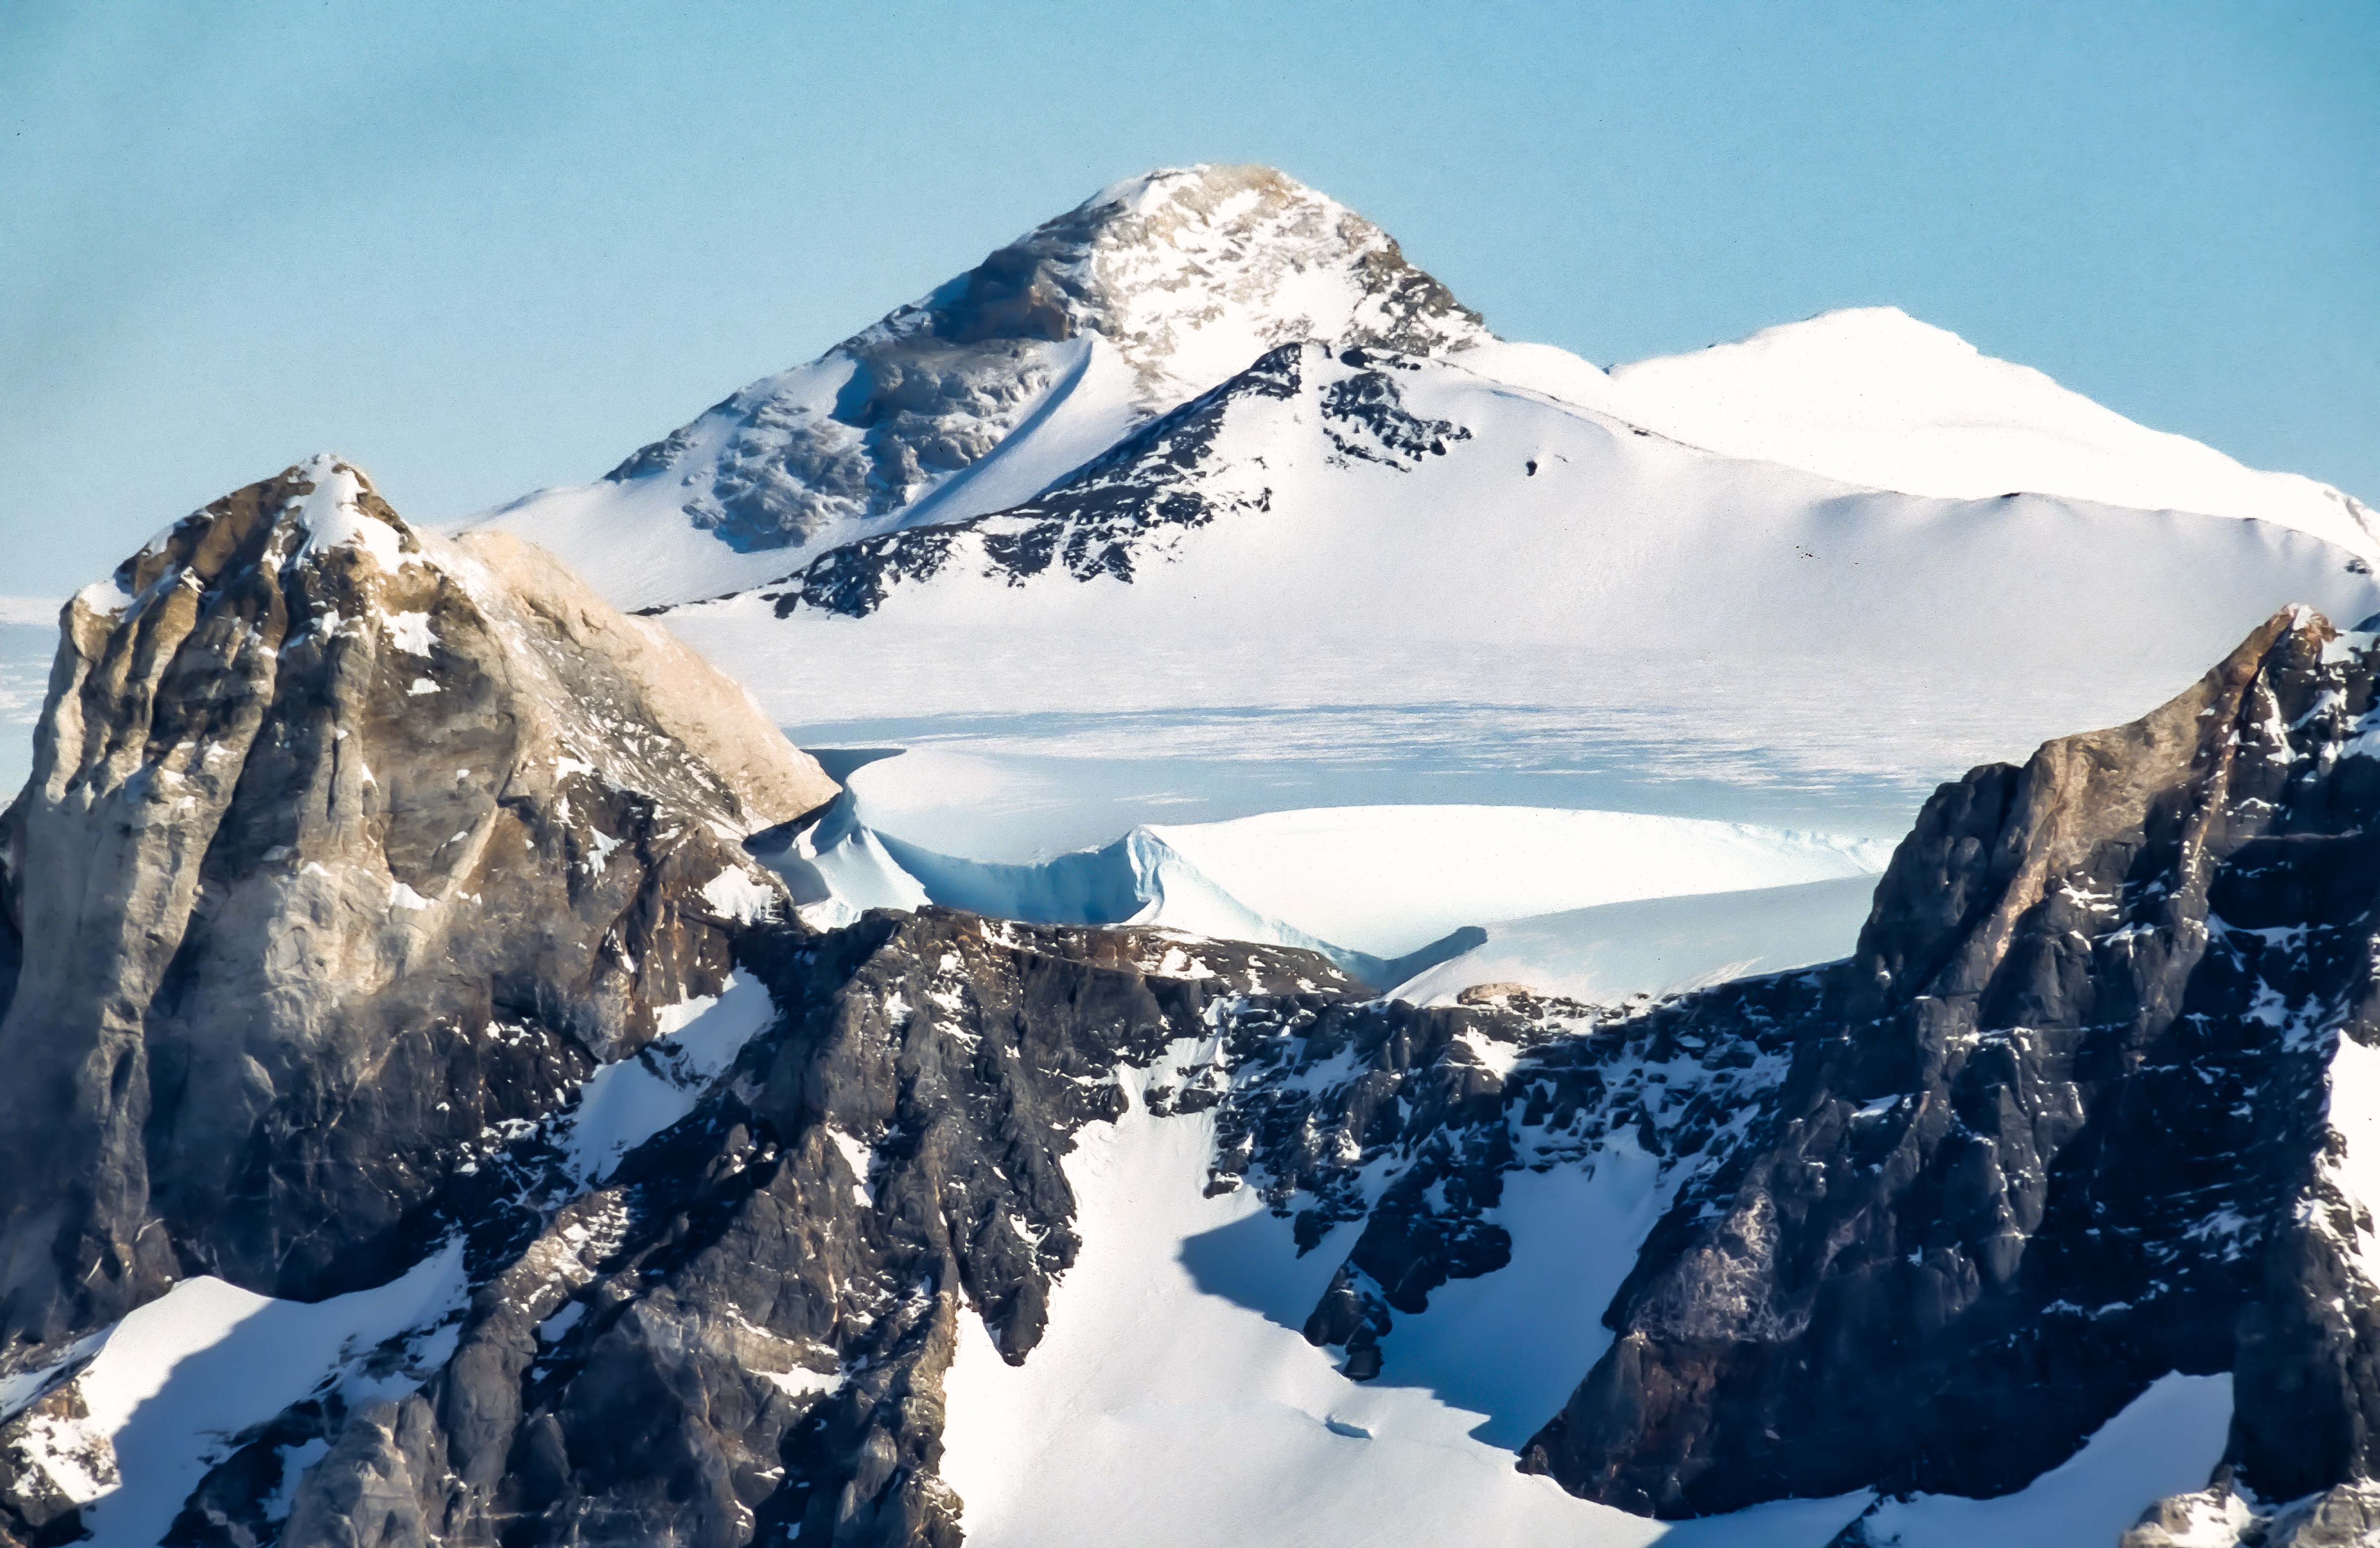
[0,455,833,1415]
[167,912,1361,1548]
[1519,605,2380,1541]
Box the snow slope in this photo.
[668,340,2378,829]
[1467,307,2378,556]
[1823,1374,2233,1548]
[1390,874,1881,1006]
[767,795,1886,991]
[0,1246,468,1548]
[938,1044,2235,1547]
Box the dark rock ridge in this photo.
[726,341,1470,620]
[167,912,1361,1548]
[0,455,834,1358]
[1519,605,2380,1538]
[588,164,1489,553]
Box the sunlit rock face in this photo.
[0,457,832,1354]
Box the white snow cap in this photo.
[1040,163,1491,401]
[1581,306,2380,551]
[284,454,415,571]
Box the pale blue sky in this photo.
[2,0,2373,597]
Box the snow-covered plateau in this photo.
[5,164,2380,1548]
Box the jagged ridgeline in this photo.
[8,461,2380,1547]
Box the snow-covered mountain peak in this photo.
[476,167,2374,615]
[471,167,1488,605]
[1012,162,1491,401]
[1607,303,2100,424]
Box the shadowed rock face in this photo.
[0,458,833,1355]
[1521,606,2380,1526]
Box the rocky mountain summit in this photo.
[0,457,839,1538]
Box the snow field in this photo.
[1467,309,2376,557]
[17,1244,469,1548]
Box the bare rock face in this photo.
[1520,606,2380,1522]
[0,457,834,1353]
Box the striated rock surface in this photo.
[1521,605,2380,1525]
[0,455,833,1357]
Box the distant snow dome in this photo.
[1471,305,2378,555]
